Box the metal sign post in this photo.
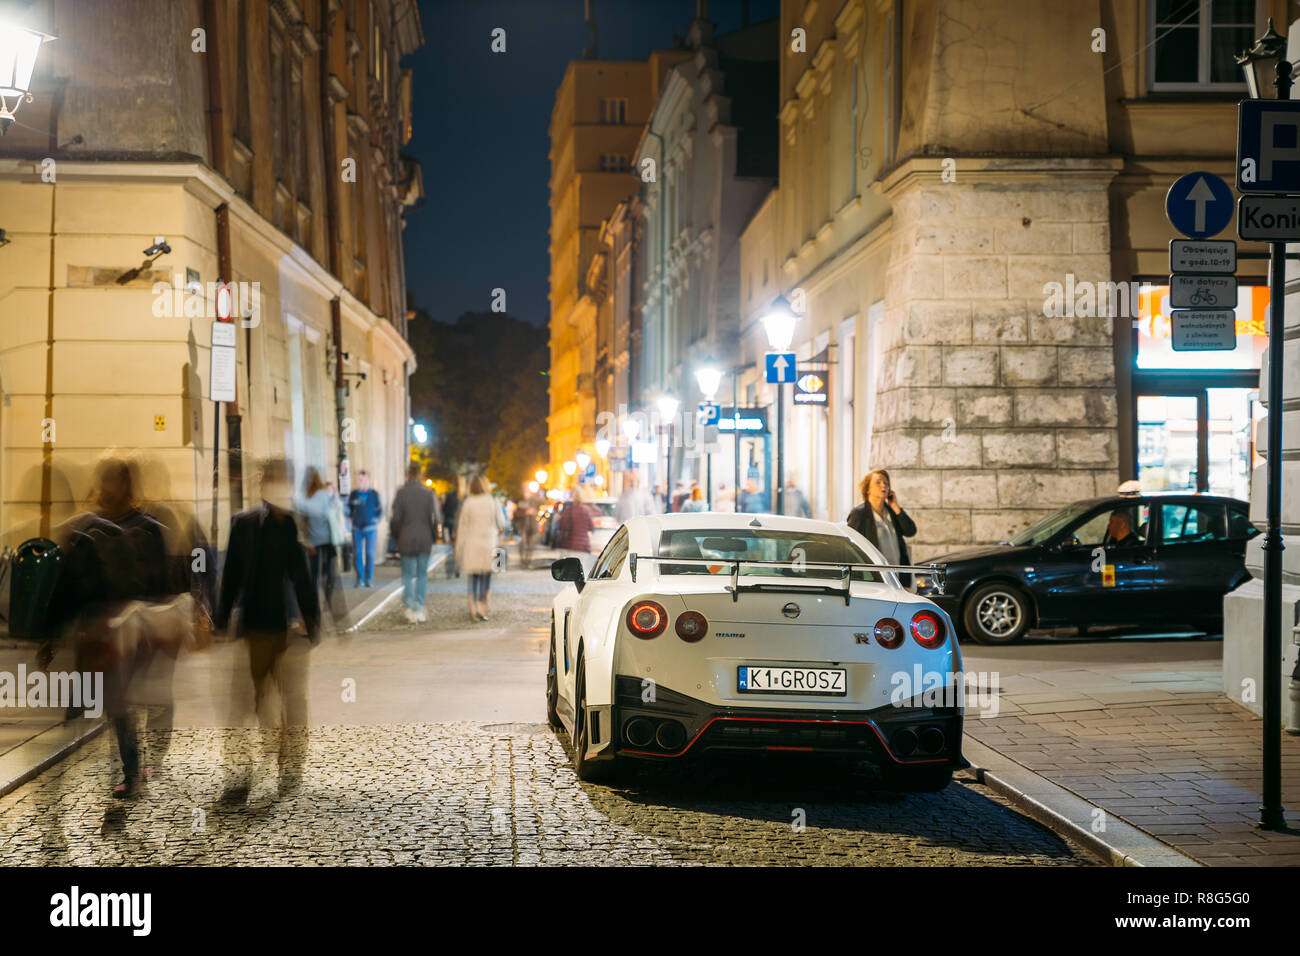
[1236,61,1293,832]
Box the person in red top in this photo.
[557,489,596,574]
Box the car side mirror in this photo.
[551,557,586,591]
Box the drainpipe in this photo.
[321,7,349,492]
[215,203,243,519]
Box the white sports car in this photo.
[546,512,964,791]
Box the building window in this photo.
[1150,0,1259,90]
[599,153,631,172]
[600,98,628,124]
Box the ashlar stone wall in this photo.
[874,159,1122,560]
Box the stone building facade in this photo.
[738,0,1273,559]
[0,0,422,547]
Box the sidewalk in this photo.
[961,645,1300,866]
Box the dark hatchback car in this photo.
[918,494,1257,644]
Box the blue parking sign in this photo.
[1238,100,1300,193]
[1165,171,1234,239]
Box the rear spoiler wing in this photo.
[627,554,947,606]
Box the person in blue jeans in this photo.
[390,461,441,623]
[347,470,383,587]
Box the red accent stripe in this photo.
[619,715,948,765]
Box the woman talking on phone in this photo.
[847,468,918,588]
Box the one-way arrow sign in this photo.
[1165,171,1235,239]
[765,351,797,384]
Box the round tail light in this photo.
[874,617,904,649]
[675,611,708,642]
[626,601,667,639]
[910,610,946,648]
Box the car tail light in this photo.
[910,610,946,648]
[874,617,904,649]
[626,601,667,639]
[675,611,708,642]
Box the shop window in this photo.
[600,98,627,124]
[1136,282,1268,370]
[1150,0,1259,90]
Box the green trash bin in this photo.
[9,537,62,639]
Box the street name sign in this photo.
[1237,100,1300,193]
[764,351,797,384]
[1169,239,1236,274]
[1238,194,1300,240]
[1171,310,1236,351]
[1165,171,1235,238]
[1169,274,1237,309]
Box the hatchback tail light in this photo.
[910,610,946,648]
[675,611,708,642]
[873,617,904,649]
[626,601,667,639]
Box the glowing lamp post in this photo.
[762,294,798,515]
[0,20,53,135]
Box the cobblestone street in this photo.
[0,563,1098,866]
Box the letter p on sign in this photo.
[1237,100,1300,193]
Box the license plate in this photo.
[737,666,846,696]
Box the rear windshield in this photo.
[655,529,884,583]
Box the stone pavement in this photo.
[961,643,1300,866]
[0,722,1097,866]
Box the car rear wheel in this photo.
[883,765,953,792]
[545,621,563,730]
[572,656,615,782]
[963,583,1032,644]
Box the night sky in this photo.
[402,0,780,327]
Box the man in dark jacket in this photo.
[215,457,320,799]
[847,468,918,588]
[390,462,442,624]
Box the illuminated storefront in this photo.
[1127,283,1267,501]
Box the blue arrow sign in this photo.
[1238,100,1300,194]
[765,351,797,384]
[1165,171,1234,239]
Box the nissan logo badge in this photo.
[782,602,800,619]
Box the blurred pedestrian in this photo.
[682,486,707,512]
[442,484,461,577]
[214,457,320,800]
[42,456,171,798]
[557,487,596,575]
[782,478,810,518]
[346,469,382,588]
[671,481,690,513]
[739,478,766,513]
[847,468,918,588]
[454,475,503,621]
[390,461,442,624]
[296,467,343,620]
[714,482,736,513]
[615,470,657,522]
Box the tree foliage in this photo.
[407,308,548,496]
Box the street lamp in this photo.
[594,437,610,458]
[0,19,52,135]
[657,393,679,509]
[1237,17,1291,832]
[696,359,723,509]
[535,469,548,485]
[762,294,799,515]
[575,450,591,470]
[562,459,577,477]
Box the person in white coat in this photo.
[453,474,503,621]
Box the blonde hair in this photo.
[469,474,490,495]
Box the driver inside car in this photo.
[1102,510,1142,548]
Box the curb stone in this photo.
[0,717,106,799]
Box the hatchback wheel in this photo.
[572,657,615,782]
[963,583,1031,644]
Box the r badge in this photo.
[854,633,871,644]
